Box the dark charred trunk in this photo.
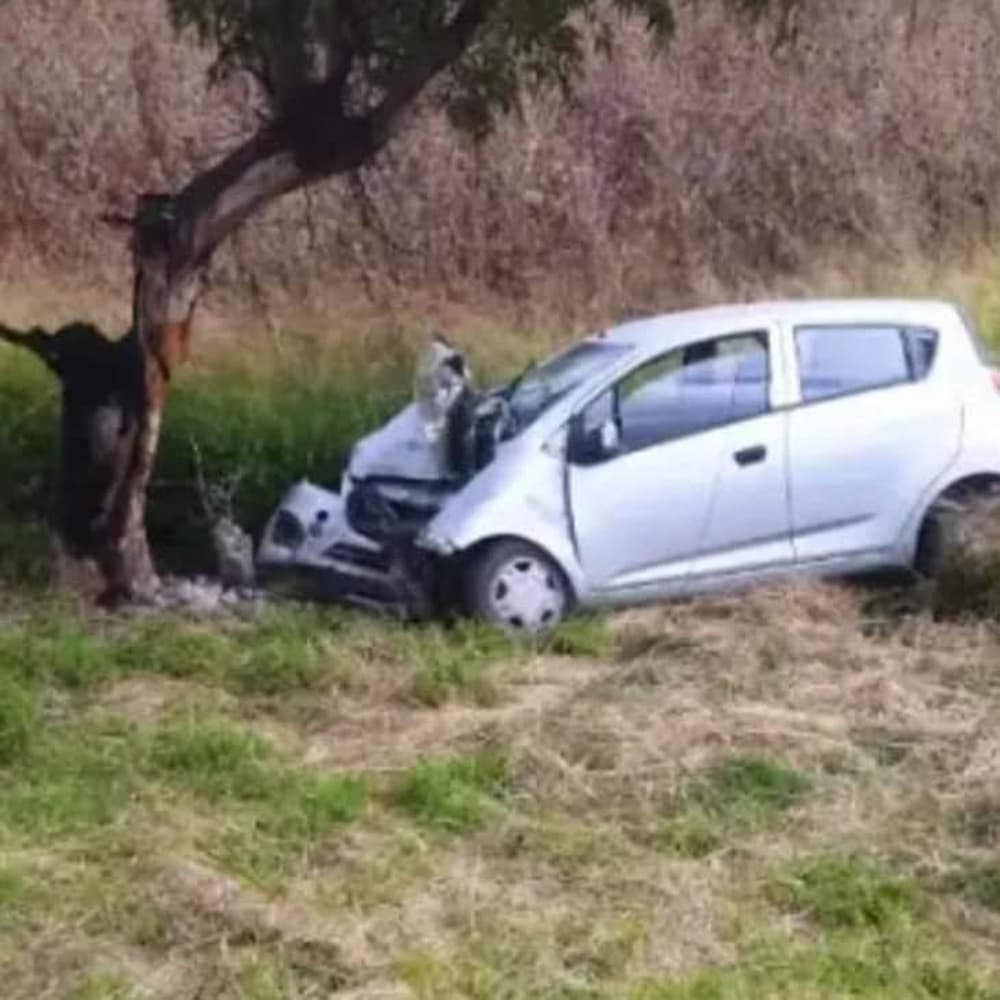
[3,195,200,604]
[51,324,153,603]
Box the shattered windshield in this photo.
[506,340,631,428]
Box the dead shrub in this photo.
[3,0,1000,321]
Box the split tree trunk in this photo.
[28,195,202,604]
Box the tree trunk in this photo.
[51,325,153,603]
[36,195,201,605]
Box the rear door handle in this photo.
[734,445,767,467]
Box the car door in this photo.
[567,329,793,594]
[786,323,962,564]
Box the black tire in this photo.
[915,485,1000,579]
[466,539,571,635]
[914,497,964,579]
[914,488,1000,619]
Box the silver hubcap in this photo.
[488,555,565,633]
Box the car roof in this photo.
[600,299,963,349]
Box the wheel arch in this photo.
[912,471,1000,573]
[934,472,1000,501]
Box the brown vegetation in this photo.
[3,0,1000,326]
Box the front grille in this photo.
[385,498,438,524]
[325,542,393,574]
[347,479,443,541]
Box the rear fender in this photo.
[899,466,1000,564]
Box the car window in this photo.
[580,331,770,456]
[904,328,939,379]
[795,325,937,403]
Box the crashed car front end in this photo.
[257,337,511,616]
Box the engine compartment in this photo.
[342,336,514,544]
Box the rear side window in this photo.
[795,325,938,403]
[904,328,938,379]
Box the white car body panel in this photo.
[687,410,793,581]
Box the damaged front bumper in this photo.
[257,478,449,617]
[257,336,503,617]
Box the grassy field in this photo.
[3,584,1000,998]
[4,265,1000,997]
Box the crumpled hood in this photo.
[348,403,444,481]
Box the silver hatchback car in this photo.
[259,299,1000,633]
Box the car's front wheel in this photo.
[466,540,571,635]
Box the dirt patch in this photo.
[98,675,210,723]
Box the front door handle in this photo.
[734,445,767,467]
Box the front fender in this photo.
[418,443,588,599]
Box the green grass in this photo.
[636,937,1000,1000]
[390,747,513,832]
[640,854,986,999]
[769,853,925,932]
[145,715,369,885]
[0,673,36,766]
[2,564,1000,998]
[942,861,1000,914]
[0,720,137,837]
[148,715,368,824]
[650,754,813,858]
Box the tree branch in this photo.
[367,0,500,145]
[175,127,303,266]
[171,0,499,269]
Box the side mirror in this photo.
[568,415,621,465]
